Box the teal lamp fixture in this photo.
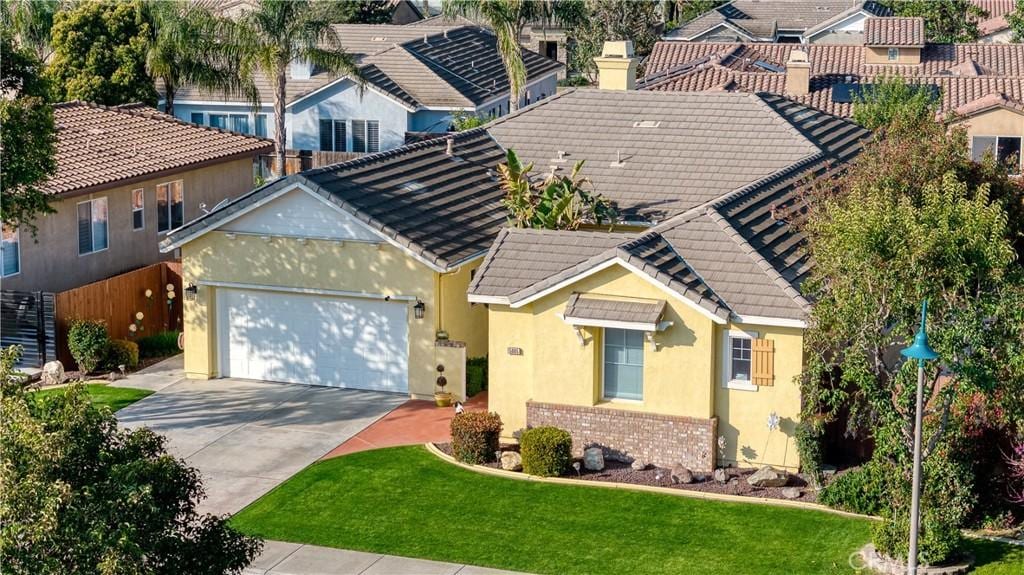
[900,299,938,575]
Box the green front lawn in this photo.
[34,383,153,412]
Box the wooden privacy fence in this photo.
[0,290,57,368]
[258,149,363,176]
[55,261,183,366]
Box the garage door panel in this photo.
[218,289,408,392]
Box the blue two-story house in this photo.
[167,24,563,155]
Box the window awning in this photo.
[562,293,670,332]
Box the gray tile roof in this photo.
[485,89,823,221]
[171,25,561,110]
[563,294,666,326]
[864,17,925,46]
[666,0,891,40]
[163,128,507,271]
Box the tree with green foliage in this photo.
[442,0,582,113]
[1007,0,1024,41]
[143,0,257,118]
[225,0,362,176]
[851,75,939,132]
[1,30,57,233]
[883,0,985,43]
[566,0,662,82]
[325,0,394,24]
[450,109,488,131]
[46,0,158,106]
[0,0,63,61]
[664,0,725,27]
[498,149,615,230]
[0,345,262,574]
[799,110,1024,557]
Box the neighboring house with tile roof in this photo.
[973,0,1016,43]
[166,25,561,158]
[665,0,892,44]
[0,101,271,294]
[645,16,1024,173]
[160,41,871,472]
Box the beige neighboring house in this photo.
[974,0,1016,43]
[646,16,1024,173]
[0,101,271,294]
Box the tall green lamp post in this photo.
[900,300,938,575]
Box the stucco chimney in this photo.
[784,50,811,97]
[595,41,638,91]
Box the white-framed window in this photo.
[209,114,228,130]
[131,188,144,230]
[77,197,109,255]
[351,120,379,153]
[190,112,204,125]
[722,329,758,391]
[319,119,347,152]
[602,328,644,401]
[156,180,184,233]
[887,47,899,61]
[972,136,1022,174]
[255,114,268,137]
[2,226,20,277]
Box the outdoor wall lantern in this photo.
[413,299,425,319]
[184,284,198,301]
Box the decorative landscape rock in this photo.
[583,447,605,471]
[41,361,64,386]
[713,468,728,483]
[670,464,693,484]
[747,465,789,488]
[630,459,648,471]
[781,487,802,499]
[500,451,522,471]
[821,464,838,478]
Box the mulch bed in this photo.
[434,442,819,503]
[39,354,175,388]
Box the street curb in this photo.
[424,442,880,521]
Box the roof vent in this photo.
[632,120,661,128]
[372,36,386,42]
[609,150,626,168]
[445,137,454,156]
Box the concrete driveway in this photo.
[116,375,405,515]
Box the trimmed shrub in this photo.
[136,330,181,358]
[450,411,502,464]
[873,507,962,566]
[795,416,825,488]
[819,461,893,516]
[106,339,139,370]
[67,320,109,375]
[520,426,572,477]
[466,356,488,397]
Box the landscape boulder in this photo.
[500,451,522,471]
[630,459,648,471]
[781,487,802,499]
[583,447,605,471]
[747,465,789,488]
[713,468,728,483]
[670,464,693,484]
[41,361,64,386]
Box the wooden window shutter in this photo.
[752,338,775,386]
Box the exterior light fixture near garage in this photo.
[185,284,198,301]
[413,299,425,319]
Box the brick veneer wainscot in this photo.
[526,401,717,472]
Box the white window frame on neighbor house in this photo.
[77,197,109,256]
[351,119,380,153]
[255,114,268,137]
[601,327,645,402]
[156,180,184,234]
[131,188,145,231]
[2,225,20,277]
[722,328,759,391]
[971,135,1023,174]
[319,118,347,152]
[887,47,899,61]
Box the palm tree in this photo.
[227,0,363,177]
[442,0,581,113]
[1,0,63,62]
[498,149,615,230]
[143,1,256,118]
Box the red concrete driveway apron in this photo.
[324,392,488,458]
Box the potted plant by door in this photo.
[435,364,452,407]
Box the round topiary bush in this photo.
[450,411,502,464]
[67,319,109,375]
[520,426,572,477]
[106,339,139,370]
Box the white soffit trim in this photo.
[732,314,807,329]
[561,315,671,333]
[510,258,727,325]
[200,280,416,301]
[161,183,303,251]
[466,294,510,305]
[286,76,419,113]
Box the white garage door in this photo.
[217,288,408,392]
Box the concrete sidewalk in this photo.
[246,541,525,575]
